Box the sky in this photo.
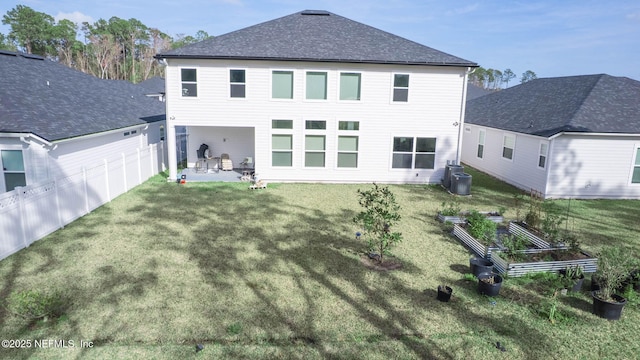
[1,0,639,82]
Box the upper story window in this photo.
[271,120,294,167]
[181,68,197,97]
[272,70,294,99]
[305,120,326,130]
[340,72,361,101]
[338,121,359,131]
[1,149,26,192]
[502,134,515,160]
[538,142,548,169]
[230,69,246,98]
[477,130,485,159]
[393,74,409,102]
[306,71,327,100]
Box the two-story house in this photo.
[156,10,477,183]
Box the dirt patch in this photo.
[360,255,403,271]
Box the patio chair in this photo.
[220,153,233,171]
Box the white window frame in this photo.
[339,72,362,101]
[304,120,327,168]
[305,70,328,101]
[502,134,515,161]
[180,67,198,98]
[477,129,485,159]
[229,68,246,99]
[271,119,294,167]
[390,136,437,170]
[391,73,410,103]
[630,144,640,184]
[271,69,295,100]
[0,147,27,192]
[336,121,360,169]
[538,141,549,169]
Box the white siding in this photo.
[461,124,549,193]
[165,59,468,183]
[547,135,640,199]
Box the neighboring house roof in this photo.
[466,83,493,100]
[465,74,640,137]
[157,10,477,67]
[0,51,165,142]
[138,76,165,95]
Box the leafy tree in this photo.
[521,70,538,84]
[171,30,211,49]
[2,5,55,55]
[353,184,403,262]
[502,68,516,87]
[0,32,17,51]
[51,19,80,66]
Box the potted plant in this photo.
[470,257,494,277]
[436,285,453,302]
[560,265,584,292]
[477,273,503,297]
[591,247,639,320]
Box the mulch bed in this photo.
[360,254,403,271]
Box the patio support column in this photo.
[167,123,178,181]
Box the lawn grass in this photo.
[1,166,639,359]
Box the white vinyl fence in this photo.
[0,143,166,261]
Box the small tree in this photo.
[353,183,403,262]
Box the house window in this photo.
[632,147,640,183]
[272,70,294,99]
[339,121,359,131]
[305,120,326,130]
[477,130,485,158]
[306,71,327,100]
[340,72,361,100]
[502,134,515,160]
[305,135,326,167]
[272,135,292,167]
[538,142,548,168]
[393,74,409,102]
[1,149,26,192]
[230,69,246,98]
[392,137,436,169]
[272,119,293,129]
[338,136,358,168]
[181,68,197,97]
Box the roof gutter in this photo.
[51,123,151,145]
[1,132,52,147]
[548,131,640,140]
[155,54,479,67]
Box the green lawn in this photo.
[1,167,639,359]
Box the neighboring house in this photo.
[138,76,166,102]
[466,83,493,100]
[0,50,166,193]
[462,74,640,199]
[156,10,477,183]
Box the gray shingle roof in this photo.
[465,74,640,137]
[466,83,493,100]
[157,10,477,67]
[138,76,165,94]
[0,51,165,142]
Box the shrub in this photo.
[6,289,65,320]
[438,199,461,216]
[466,210,497,245]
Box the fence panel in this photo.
[1,143,166,261]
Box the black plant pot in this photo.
[592,292,626,320]
[470,257,494,277]
[477,273,503,297]
[570,276,585,292]
[437,285,452,302]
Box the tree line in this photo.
[0,5,210,83]
[469,67,538,90]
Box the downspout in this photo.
[455,67,474,165]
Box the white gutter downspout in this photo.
[455,67,474,165]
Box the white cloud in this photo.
[55,11,94,25]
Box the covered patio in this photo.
[179,168,247,182]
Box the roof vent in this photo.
[301,10,330,16]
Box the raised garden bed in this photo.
[452,223,511,259]
[437,211,504,224]
[492,249,597,277]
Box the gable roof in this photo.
[0,51,165,142]
[465,74,640,137]
[138,76,165,95]
[157,10,477,67]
